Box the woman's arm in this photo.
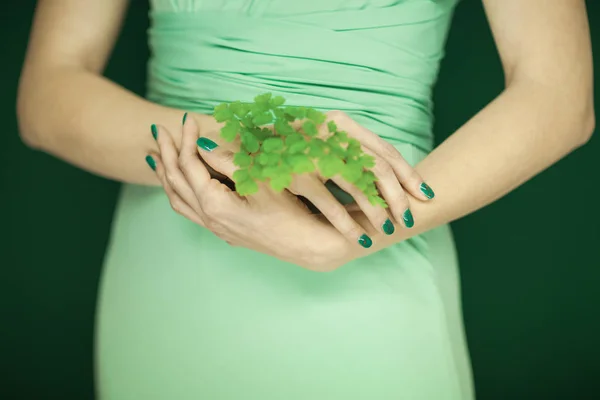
[344,0,595,261]
[17,0,214,185]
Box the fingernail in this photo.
[382,219,395,235]
[420,182,435,199]
[197,137,218,152]
[182,112,188,125]
[151,124,158,140]
[145,155,156,171]
[403,209,414,228]
[358,234,373,248]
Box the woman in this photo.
[17,0,594,398]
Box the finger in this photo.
[364,148,414,229]
[330,176,396,235]
[180,114,247,211]
[153,123,204,212]
[194,134,238,180]
[179,115,212,185]
[374,141,435,201]
[290,175,373,249]
[146,153,206,227]
[328,110,434,201]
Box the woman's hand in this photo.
[194,110,436,248]
[288,110,436,233]
[146,115,355,271]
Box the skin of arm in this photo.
[340,0,595,263]
[17,0,221,186]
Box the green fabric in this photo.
[97,1,474,398]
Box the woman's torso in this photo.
[96,2,474,399]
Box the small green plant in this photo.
[213,93,387,207]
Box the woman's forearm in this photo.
[349,79,594,259]
[17,66,214,185]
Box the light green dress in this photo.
[96,0,474,398]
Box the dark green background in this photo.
[2,1,599,399]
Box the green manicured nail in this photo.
[182,112,188,125]
[403,209,414,228]
[197,137,218,152]
[151,124,158,140]
[382,219,395,235]
[358,234,373,248]
[145,155,156,171]
[420,182,435,199]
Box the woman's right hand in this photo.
[146,115,354,271]
[192,110,435,248]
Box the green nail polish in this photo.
[151,124,158,140]
[197,137,218,152]
[420,182,435,199]
[182,112,188,125]
[145,155,156,171]
[358,234,373,248]
[382,219,395,235]
[403,209,414,228]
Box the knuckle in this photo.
[381,141,402,160]
[178,154,191,171]
[165,173,177,189]
[305,241,349,272]
[208,221,225,234]
[407,170,422,183]
[201,197,225,218]
[327,203,349,222]
[328,110,348,123]
[373,158,393,176]
[221,151,235,165]
[169,199,185,215]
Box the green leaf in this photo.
[355,171,377,191]
[303,120,318,136]
[288,140,308,154]
[318,155,345,178]
[254,92,272,105]
[285,133,304,146]
[241,130,260,153]
[252,111,273,126]
[232,168,250,183]
[341,162,363,183]
[354,175,369,191]
[335,130,349,142]
[368,194,388,208]
[220,120,240,142]
[250,127,273,141]
[262,166,279,178]
[327,138,347,158]
[257,152,280,166]
[214,107,234,122]
[236,178,259,196]
[358,154,376,169]
[233,152,252,168]
[214,103,228,113]
[262,137,284,153]
[327,120,337,133]
[364,170,377,183]
[241,115,255,129]
[249,164,266,181]
[285,106,306,119]
[306,108,326,124]
[269,175,292,192]
[285,154,315,173]
[229,101,250,119]
[307,138,327,157]
[274,118,295,136]
[270,96,286,108]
